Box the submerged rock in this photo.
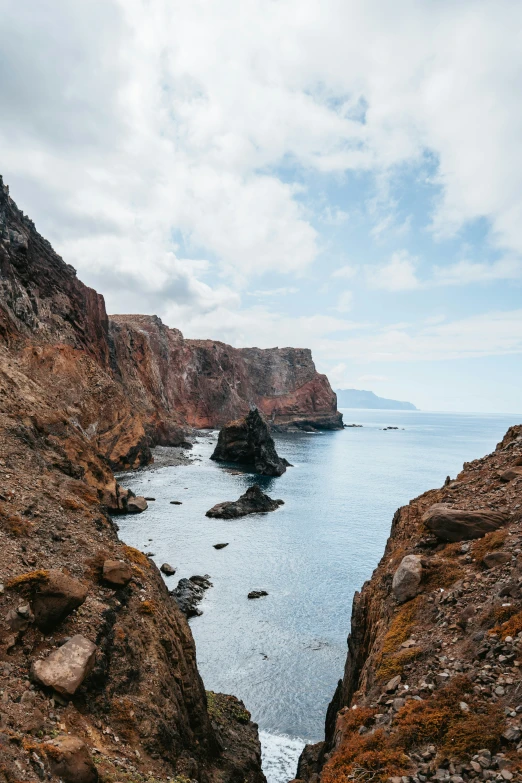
[210,407,290,476]
[248,590,268,599]
[422,503,508,542]
[171,575,212,617]
[206,484,284,519]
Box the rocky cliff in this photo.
[109,315,342,442]
[296,426,522,783]
[0,177,266,782]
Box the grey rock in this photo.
[206,484,284,519]
[392,555,422,603]
[32,635,97,696]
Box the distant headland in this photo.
[336,388,418,410]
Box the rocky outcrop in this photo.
[297,425,522,783]
[109,313,343,437]
[211,408,290,476]
[206,484,284,519]
[171,575,213,617]
[0,177,266,782]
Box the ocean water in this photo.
[117,409,520,782]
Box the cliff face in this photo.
[297,426,522,783]
[0,178,265,783]
[109,315,342,441]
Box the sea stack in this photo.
[210,407,290,477]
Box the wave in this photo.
[260,730,308,783]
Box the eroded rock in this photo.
[32,570,88,631]
[206,484,284,519]
[102,559,132,586]
[32,634,97,696]
[211,408,289,476]
[500,466,522,482]
[392,554,422,603]
[46,735,98,783]
[171,576,212,617]
[422,504,508,541]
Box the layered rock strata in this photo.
[296,425,522,783]
[0,177,265,782]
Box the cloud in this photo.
[367,251,421,291]
[336,290,353,312]
[331,264,358,279]
[251,287,299,297]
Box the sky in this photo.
[1,0,521,413]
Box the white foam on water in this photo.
[260,730,308,783]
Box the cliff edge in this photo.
[296,426,522,783]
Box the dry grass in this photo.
[376,647,423,680]
[139,600,156,615]
[472,529,507,562]
[395,676,504,757]
[381,597,421,656]
[322,709,409,783]
[123,545,150,569]
[6,569,50,590]
[490,610,522,640]
[0,504,32,537]
[422,558,464,590]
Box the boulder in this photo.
[482,551,511,569]
[500,467,522,482]
[422,504,508,542]
[32,570,88,631]
[206,484,284,519]
[392,555,422,603]
[171,576,212,617]
[102,559,132,587]
[210,407,289,476]
[32,634,97,696]
[127,495,148,513]
[160,563,176,576]
[46,735,98,783]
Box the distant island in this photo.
[336,388,418,410]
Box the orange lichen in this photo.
[139,600,156,615]
[381,597,421,656]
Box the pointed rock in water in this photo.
[171,575,212,617]
[210,407,290,476]
[214,542,229,549]
[206,484,284,519]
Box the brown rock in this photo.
[392,554,422,603]
[160,562,176,576]
[127,495,148,513]
[422,504,508,541]
[32,570,88,631]
[482,551,511,568]
[500,466,522,482]
[32,634,97,696]
[46,735,98,783]
[103,559,132,586]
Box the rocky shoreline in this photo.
[295,425,522,783]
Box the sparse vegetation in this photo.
[471,529,507,562]
[139,600,156,615]
[206,691,251,724]
[376,646,423,680]
[123,545,150,569]
[6,569,50,590]
[491,609,522,639]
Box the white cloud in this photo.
[336,290,353,312]
[367,251,421,291]
[331,264,358,279]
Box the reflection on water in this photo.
[118,409,519,779]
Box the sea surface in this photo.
[117,409,520,782]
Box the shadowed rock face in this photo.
[206,484,284,519]
[211,408,290,476]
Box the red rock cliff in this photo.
[109,314,342,441]
[0,177,265,783]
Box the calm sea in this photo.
[117,409,520,783]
